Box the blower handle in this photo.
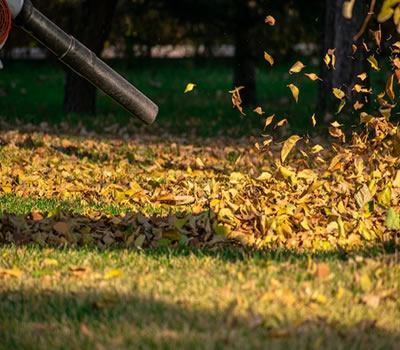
[14,0,158,125]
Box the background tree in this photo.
[318,0,371,116]
[63,0,118,115]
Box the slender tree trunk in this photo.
[233,0,257,107]
[63,0,117,115]
[318,0,370,116]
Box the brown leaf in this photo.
[264,15,276,26]
[317,263,330,279]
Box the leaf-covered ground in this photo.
[0,115,399,251]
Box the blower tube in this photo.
[9,0,158,125]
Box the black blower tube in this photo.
[14,0,158,125]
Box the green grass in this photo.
[1,245,400,350]
[0,57,319,137]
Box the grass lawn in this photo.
[1,246,400,350]
[0,57,400,349]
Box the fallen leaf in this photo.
[0,268,23,278]
[104,269,124,280]
[317,263,330,279]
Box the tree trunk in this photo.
[233,0,257,107]
[63,0,117,115]
[318,0,370,117]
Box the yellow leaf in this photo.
[253,107,265,115]
[184,83,196,93]
[304,73,322,81]
[336,99,346,115]
[328,48,336,68]
[0,267,23,278]
[352,44,357,54]
[331,121,343,128]
[342,0,356,19]
[275,119,288,128]
[280,166,296,178]
[256,172,272,181]
[386,74,395,102]
[289,61,306,74]
[281,135,302,163]
[357,72,367,81]
[360,273,373,293]
[332,88,345,99]
[264,15,276,26]
[264,114,275,129]
[2,183,12,194]
[264,51,274,66]
[41,258,59,267]
[311,144,324,153]
[367,55,380,71]
[287,84,299,103]
[311,113,317,127]
[324,54,331,68]
[104,269,124,280]
[353,101,364,110]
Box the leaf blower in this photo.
[0,0,158,125]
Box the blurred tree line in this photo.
[4,0,385,118]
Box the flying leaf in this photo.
[324,54,331,68]
[274,119,288,128]
[281,135,302,163]
[332,88,345,99]
[328,48,336,69]
[229,86,246,115]
[304,73,322,81]
[385,74,395,102]
[353,101,364,110]
[336,99,346,114]
[352,44,358,54]
[265,15,276,26]
[287,84,299,103]
[264,51,274,66]
[289,61,306,74]
[357,72,367,81]
[264,114,275,129]
[253,107,265,115]
[363,40,370,52]
[343,0,356,19]
[184,83,196,93]
[367,55,380,71]
[311,113,316,127]
[331,121,343,128]
[369,28,382,48]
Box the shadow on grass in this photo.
[0,287,399,350]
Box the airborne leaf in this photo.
[264,51,274,66]
[253,107,265,115]
[332,88,345,99]
[289,61,306,74]
[264,114,275,129]
[281,135,302,163]
[342,0,356,19]
[287,84,299,103]
[184,83,196,93]
[305,73,322,81]
[367,55,380,71]
[311,113,317,127]
[385,74,395,102]
[357,72,368,81]
[274,118,288,128]
[264,15,276,26]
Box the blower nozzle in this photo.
[1,0,158,125]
